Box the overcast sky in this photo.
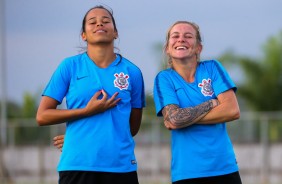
[1,0,282,103]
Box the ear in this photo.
[114,32,118,39]
[197,44,202,55]
[165,46,170,55]
[81,32,87,41]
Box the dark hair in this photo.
[81,5,118,34]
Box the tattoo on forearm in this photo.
[163,100,213,128]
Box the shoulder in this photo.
[61,53,86,64]
[156,68,173,78]
[198,59,221,66]
[198,59,225,71]
[154,69,175,86]
[58,53,86,70]
[120,55,143,73]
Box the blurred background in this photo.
[1,0,282,183]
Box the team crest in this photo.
[198,78,214,97]
[114,72,129,90]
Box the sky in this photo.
[1,0,282,103]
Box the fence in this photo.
[1,111,282,184]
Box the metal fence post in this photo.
[151,118,161,179]
[260,114,269,184]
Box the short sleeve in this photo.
[42,59,71,104]
[130,67,146,108]
[153,71,179,116]
[210,60,237,96]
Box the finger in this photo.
[54,139,63,146]
[56,143,63,149]
[110,98,121,107]
[53,134,64,141]
[112,92,119,98]
[53,141,59,147]
[93,90,102,99]
[57,135,64,139]
[54,143,63,149]
[106,98,121,108]
[100,90,108,101]
[53,136,59,141]
[108,92,119,103]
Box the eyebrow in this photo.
[170,32,194,36]
[87,16,111,22]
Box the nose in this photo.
[177,38,185,43]
[96,22,104,27]
[177,36,185,42]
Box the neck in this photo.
[172,58,198,83]
[87,44,116,68]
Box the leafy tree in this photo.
[143,94,156,118]
[219,31,282,142]
[220,31,282,111]
[0,100,21,119]
[153,42,169,71]
[22,92,37,118]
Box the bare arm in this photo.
[52,108,143,151]
[36,90,121,126]
[198,89,240,124]
[162,99,219,130]
[129,108,143,137]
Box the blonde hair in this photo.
[163,21,202,66]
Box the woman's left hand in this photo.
[53,135,65,152]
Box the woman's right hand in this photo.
[211,99,220,108]
[84,90,121,116]
[53,135,65,152]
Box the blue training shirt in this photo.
[153,60,239,182]
[43,53,145,172]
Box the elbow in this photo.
[165,120,184,130]
[234,110,240,120]
[230,108,240,121]
[130,124,141,137]
[36,117,44,126]
[36,114,46,126]
[131,129,139,137]
[169,122,179,130]
[169,126,179,130]
[131,131,137,137]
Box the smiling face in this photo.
[81,8,118,45]
[165,22,202,62]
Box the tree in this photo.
[219,31,282,142]
[22,92,37,118]
[223,31,282,111]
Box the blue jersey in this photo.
[153,60,239,182]
[43,53,145,172]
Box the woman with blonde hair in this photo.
[153,21,242,184]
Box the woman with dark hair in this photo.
[36,5,145,184]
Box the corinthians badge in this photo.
[198,78,214,97]
[114,72,129,90]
